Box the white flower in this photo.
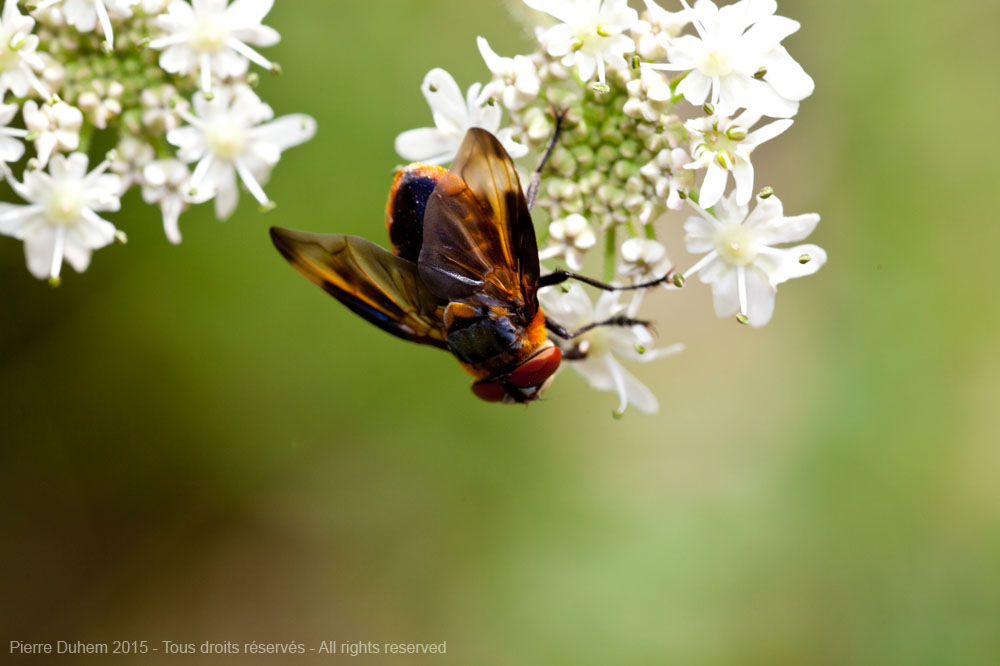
[538,213,596,270]
[142,0,171,12]
[618,237,670,278]
[682,191,825,326]
[476,36,540,111]
[639,146,692,211]
[142,158,201,244]
[110,134,155,192]
[623,67,673,122]
[77,80,124,129]
[394,68,528,165]
[150,0,280,95]
[140,84,188,133]
[23,100,83,168]
[683,109,791,208]
[539,283,683,415]
[32,0,140,49]
[0,102,27,164]
[0,152,122,284]
[167,85,316,220]
[0,0,50,99]
[646,0,814,118]
[526,0,638,87]
[633,0,691,60]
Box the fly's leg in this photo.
[545,315,653,342]
[526,107,568,211]
[538,269,676,291]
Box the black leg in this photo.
[526,107,567,211]
[538,270,673,291]
[545,315,652,340]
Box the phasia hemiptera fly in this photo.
[271,123,671,404]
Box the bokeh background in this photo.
[3,1,999,664]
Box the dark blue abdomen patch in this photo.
[385,165,446,263]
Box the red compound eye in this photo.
[471,380,507,402]
[508,345,562,388]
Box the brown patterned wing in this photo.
[270,227,448,349]
[417,129,539,310]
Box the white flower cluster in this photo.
[0,0,316,285]
[395,0,826,415]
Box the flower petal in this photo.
[739,265,774,326]
[23,226,56,280]
[226,0,273,27]
[698,161,727,208]
[764,243,826,285]
[733,156,754,204]
[394,127,456,164]
[745,117,792,147]
[704,262,739,318]
[744,77,799,118]
[675,71,712,105]
[683,213,716,254]
[421,68,467,133]
[760,46,815,102]
[251,113,316,153]
[739,15,800,54]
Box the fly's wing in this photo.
[270,227,449,349]
[418,129,539,311]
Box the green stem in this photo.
[603,226,616,283]
[644,223,657,240]
[77,122,94,155]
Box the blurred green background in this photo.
[2,1,999,664]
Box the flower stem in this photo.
[77,122,94,155]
